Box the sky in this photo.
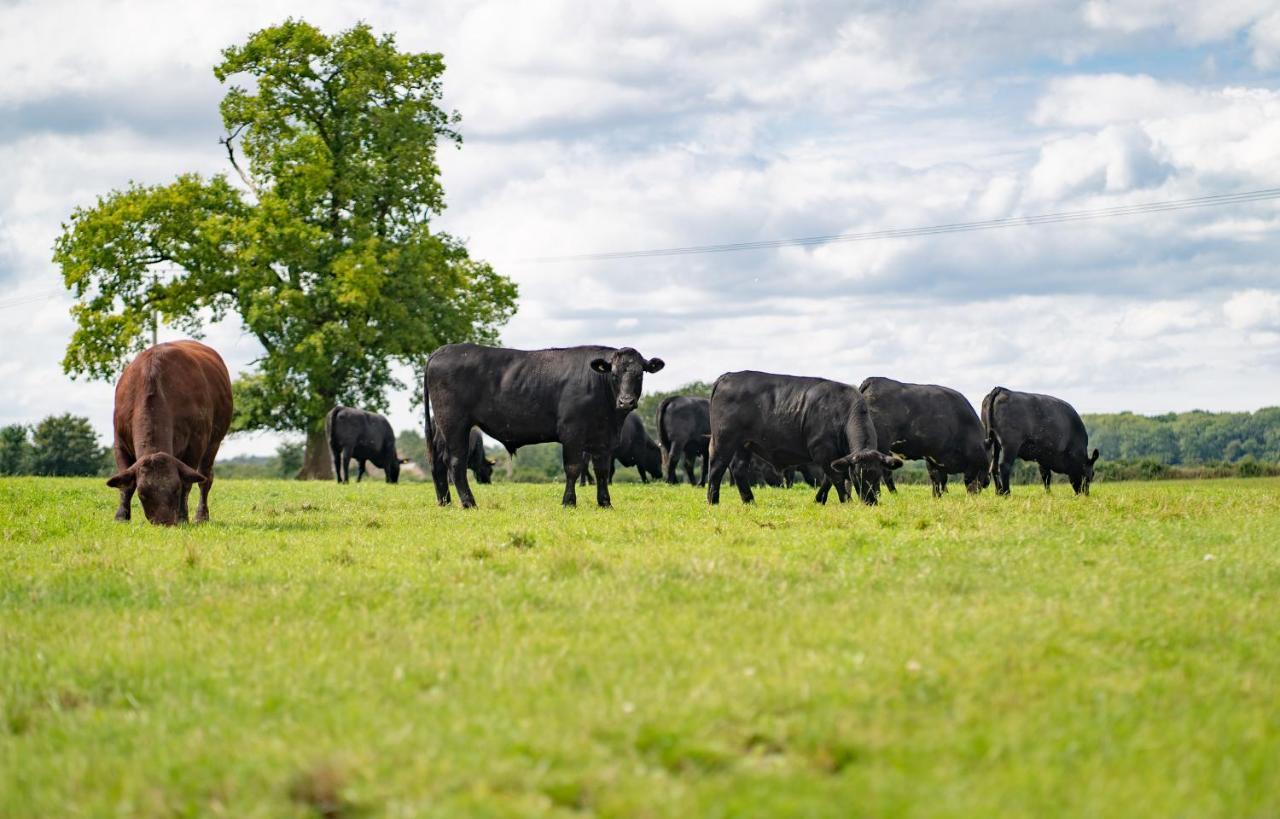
[2,0,1279,456]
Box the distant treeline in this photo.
[3,403,1278,483]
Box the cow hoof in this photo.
[114,512,130,522]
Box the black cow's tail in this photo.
[981,387,1006,463]
[325,405,340,449]
[656,396,677,450]
[857,377,873,393]
[423,358,435,454]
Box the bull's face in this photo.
[590,348,665,412]
[832,450,903,505]
[106,452,205,525]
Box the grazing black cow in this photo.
[707,371,902,505]
[730,454,786,488]
[981,386,1099,495]
[575,412,663,484]
[656,395,710,486]
[467,428,495,484]
[425,343,665,508]
[858,376,990,498]
[326,406,409,484]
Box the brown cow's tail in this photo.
[656,396,678,450]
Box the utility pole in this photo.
[150,270,159,347]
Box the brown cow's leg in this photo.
[113,448,135,522]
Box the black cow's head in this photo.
[590,348,665,412]
[384,455,411,484]
[1081,448,1100,495]
[831,450,903,505]
[475,455,496,484]
[107,452,205,525]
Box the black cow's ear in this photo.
[590,358,612,373]
[1089,448,1100,464]
[881,454,904,470]
[830,455,853,472]
[106,468,136,489]
[644,357,666,373]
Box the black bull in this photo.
[425,343,664,508]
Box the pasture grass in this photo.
[1,476,1278,817]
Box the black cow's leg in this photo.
[698,451,708,487]
[883,470,898,494]
[1039,463,1052,493]
[1070,471,1085,495]
[579,459,594,486]
[664,442,679,484]
[927,463,946,498]
[561,445,584,507]
[592,451,614,507]
[340,447,355,484]
[820,467,852,504]
[815,478,832,504]
[356,460,367,483]
[448,429,477,508]
[705,442,735,505]
[684,447,697,486]
[730,451,756,504]
[996,454,1015,496]
[331,446,343,484]
[430,435,451,506]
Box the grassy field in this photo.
[2,477,1278,818]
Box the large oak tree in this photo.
[54,20,517,477]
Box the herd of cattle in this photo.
[106,340,1100,524]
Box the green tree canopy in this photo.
[29,414,108,477]
[54,20,517,477]
[0,424,32,476]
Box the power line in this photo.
[0,289,61,311]
[521,187,1280,263]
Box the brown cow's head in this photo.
[107,452,206,525]
[590,348,665,412]
[831,450,903,505]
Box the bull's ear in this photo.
[176,461,207,485]
[881,454,904,470]
[590,358,612,373]
[1089,448,1100,465]
[106,467,137,489]
[644,357,665,373]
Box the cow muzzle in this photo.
[617,396,638,411]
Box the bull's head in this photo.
[831,450,903,505]
[106,452,206,525]
[590,348,665,412]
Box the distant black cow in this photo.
[730,454,786,488]
[707,371,902,505]
[576,412,663,484]
[859,376,990,498]
[656,395,710,486]
[326,406,409,484]
[467,428,495,484]
[782,463,824,488]
[425,343,664,508]
[981,386,1099,495]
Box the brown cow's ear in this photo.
[106,467,137,489]
[176,461,207,485]
[644,357,665,373]
[590,358,612,373]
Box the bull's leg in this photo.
[430,435,451,506]
[1039,463,1052,493]
[592,451,614,507]
[561,445,584,507]
[448,429,478,508]
[730,451,756,504]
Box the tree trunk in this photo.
[297,418,333,480]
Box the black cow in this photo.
[467,428,495,484]
[425,343,664,508]
[707,371,902,505]
[326,406,409,484]
[576,412,663,484]
[859,376,990,498]
[981,386,1099,495]
[656,395,710,486]
[730,454,786,488]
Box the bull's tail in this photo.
[656,396,677,449]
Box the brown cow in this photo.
[106,341,233,525]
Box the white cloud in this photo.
[1223,289,1280,331]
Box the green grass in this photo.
[2,477,1278,818]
